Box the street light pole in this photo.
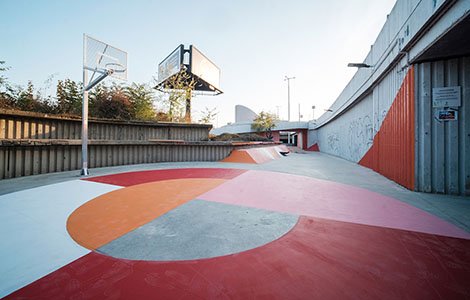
[284,75,295,121]
[312,105,316,120]
[298,103,301,121]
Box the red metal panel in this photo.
[306,143,320,151]
[360,67,415,190]
[300,129,308,150]
[271,131,280,142]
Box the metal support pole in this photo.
[185,89,192,123]
[81,34,89,176]
[288,81,291,121]
[298,103,301,121]
[284,76,295,121]
[81,90,89,175]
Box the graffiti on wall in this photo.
[320,109,373,162]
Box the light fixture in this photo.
[347,63,373,68]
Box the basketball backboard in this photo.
[83,34,128,84]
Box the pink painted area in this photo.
[199,170,470,239]
[248,147,281,163]
[222,146,287,164]
[245,148,274,164]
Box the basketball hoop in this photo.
[81,34,128,176]
[105,62,126,75]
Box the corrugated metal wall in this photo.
[360,66,415,190]
[0,110,236,179]
[0,143,233,179]
[372,63,407,135]
[316,61,407,163]
[0,110,211,141]
[415,57,470,195]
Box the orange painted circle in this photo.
[67,178,227,250]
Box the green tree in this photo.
[56,79,82,115]
[89,84,132,120]
[251,111,278,139]
[156,68,197,122]
[0,61,14,109]
[16,81,37,111]
[15,81,55,113]
[0,61,8,87]
[198,107,218,124]
[126,83,156,121]
[155,110,171,122]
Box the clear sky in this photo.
[0,0,396,127]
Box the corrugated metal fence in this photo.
[0,110,234,179]
[415,57,470,195]
[360,66,415,190]
[0,110,210,141]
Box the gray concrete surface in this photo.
[97,200,298,261]
[1,151,469,232]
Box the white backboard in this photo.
[84,34,128,82]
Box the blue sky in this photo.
[1,0,396,126]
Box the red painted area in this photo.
[306,143,320,151]
[7,216,470,299]
[84,168,246,187]
[360,67,415,190]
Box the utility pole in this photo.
[298,103,301,121]
[284,76,295,121]
[276,106,280,118]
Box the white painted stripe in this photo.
[0,180,121,298]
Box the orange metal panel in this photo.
[359,67,415,190]
[221,149,257,164]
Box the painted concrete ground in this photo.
[1,165,470,299]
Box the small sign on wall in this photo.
[436,110,458,121]
[432,86,461,107]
